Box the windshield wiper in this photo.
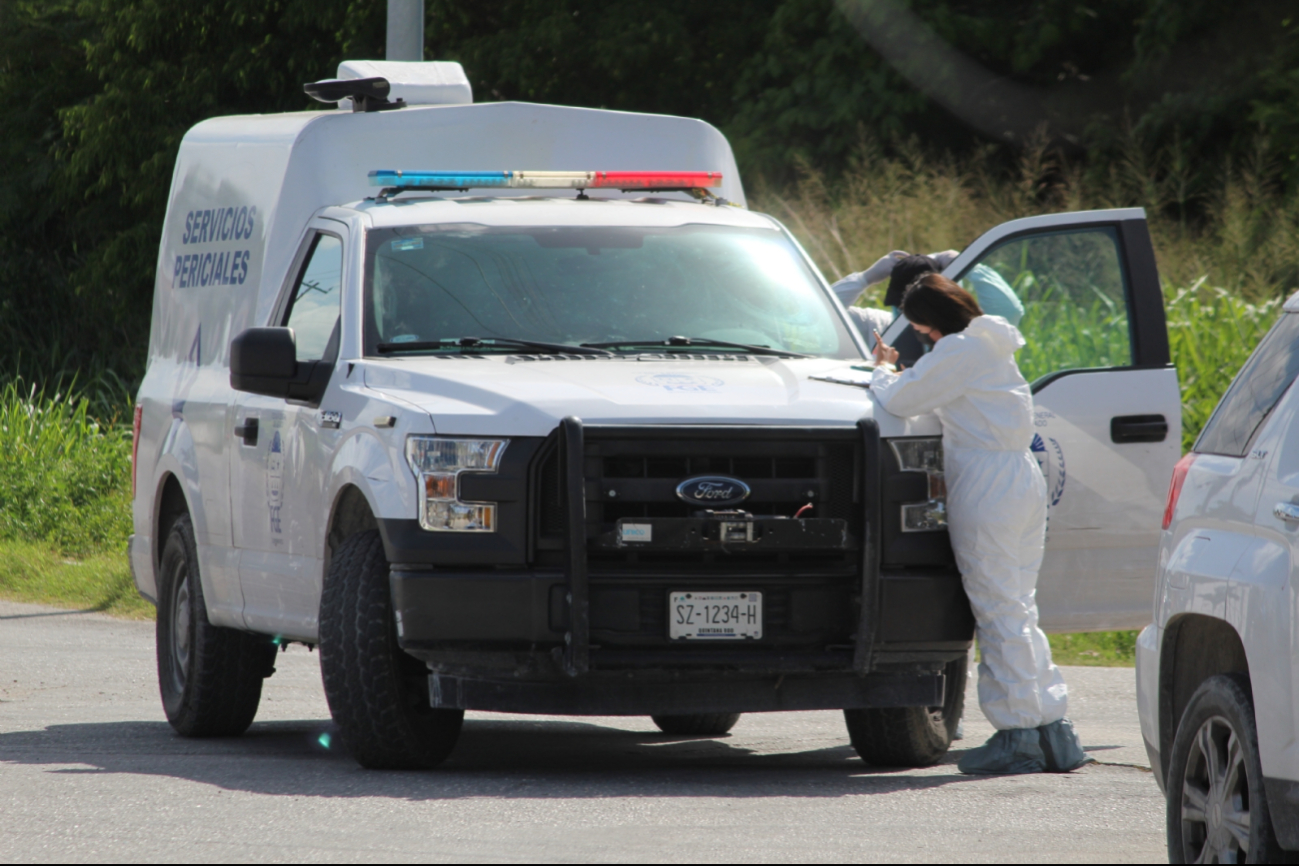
[581,336,810,358]
[378,336,614,356]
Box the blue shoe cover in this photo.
[1039,718,1093,772]
[956,728,1046,775]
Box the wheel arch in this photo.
[1159,613,1250,781]
[154,472,191,573]
[324,483,379,574]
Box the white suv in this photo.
[1137,291,1299,861]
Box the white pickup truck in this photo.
[128,61,1181,769]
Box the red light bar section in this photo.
[589,171,723,190]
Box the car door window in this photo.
[954,227,1132,383]
[1196,312,1299,457]
[283,233,343,362]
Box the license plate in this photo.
[669,591,762,640]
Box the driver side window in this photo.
[955,228,1133,383]
[283,233,343,363]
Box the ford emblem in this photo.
[676,475,752,507]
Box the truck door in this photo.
[230,221,346,639]
[882,208,1180,631]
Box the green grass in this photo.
[0,540,152,618]
[0,380,150,617]
[0,379,133,555]
[1048,631,1138,667]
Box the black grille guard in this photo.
[558,418,882,676]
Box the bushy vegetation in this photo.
[1,1,1296,382]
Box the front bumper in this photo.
[385,418,974,715]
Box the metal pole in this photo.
[386,0,424,62]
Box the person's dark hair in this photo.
[883,254,940,307]
[900,274,983,336]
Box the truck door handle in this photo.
[1275,503,1299,523]
[234,417,258,447]
[1111,414,1168,443]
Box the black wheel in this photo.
[1166,674,1288,864]
[156,515,277,737]
[844,654,967,767]
[318,529,464,769]
[651,713,742,736]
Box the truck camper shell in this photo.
[153,102,744,365]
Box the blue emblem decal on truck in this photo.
[267,429,284,541]
[1031,433,1066,507]
[676,476,751,507]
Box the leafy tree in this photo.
[0,0,1295,385]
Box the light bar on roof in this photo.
[367,169,722,191]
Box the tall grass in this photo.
[0,380,132,555]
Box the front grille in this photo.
[531,427,863,570]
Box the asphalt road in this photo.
[0,599,1166,863]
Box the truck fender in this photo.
[325,428,417,533]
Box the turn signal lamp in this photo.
[1163,453,1197,530]
[368,169,722,193]
[406,437,509,532]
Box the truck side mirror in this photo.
[230,327,298,398]
[229,327,335,405]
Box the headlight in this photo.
[890,438,947,532]
[405,437,509,532]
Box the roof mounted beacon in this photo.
[310,60,472,111]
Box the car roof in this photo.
[345,196,781,230]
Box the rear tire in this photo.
[156,515,276,737]
[845,654,967,767]
[319,530,464,769]
[651,713,742,736]
[1165,674,1287,864]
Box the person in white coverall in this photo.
[870,273,1090,775]
[832,250,1024,350]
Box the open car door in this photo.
[881,208,1180,631]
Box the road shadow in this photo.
[0,717,998,802]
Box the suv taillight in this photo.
[131,405,143,497]
[1162,453,1197,530]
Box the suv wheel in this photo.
[1166,674,1286,864]
[156,515,277,736]
[844,654,967,767]
[319,530,464,769]
[651,713,741,736]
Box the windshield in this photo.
[363,223,858,358]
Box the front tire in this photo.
[651,713,741,736]
[1165,674,1286,864]
[156,515,276,736]
[844,654,967,767]
[319,530,464,769]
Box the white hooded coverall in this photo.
[870,315,1068,730]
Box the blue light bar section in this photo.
[368,170,512,188]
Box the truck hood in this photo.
[361,355,940,438]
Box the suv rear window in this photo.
[1195,312,1299,457]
